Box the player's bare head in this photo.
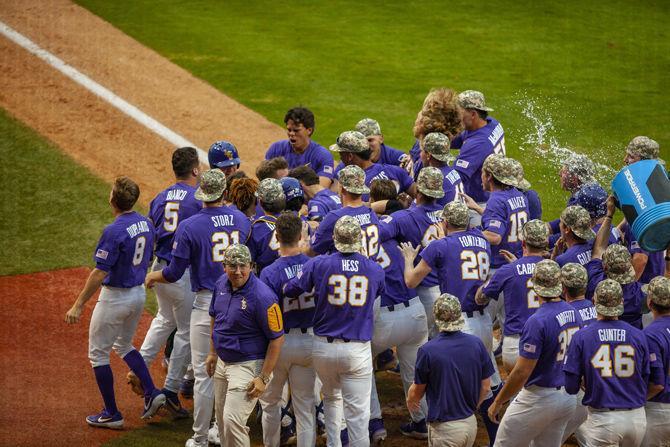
[560,206,595,242]
[625,136,660,165]
[289,165,320,186]
[333,216,363,254]
[520,219,549,250]
[532,260,562,299]
[275,212,303,246]
[256,178,286,213]
[413,88,463,139]
[594,279,624,318]
[441,201,469,230]
[172,147,200,179]
[256,157,289,181]
[370,179,397,203]
[228,177,258,218]
[223,244,252,285]
[561,263,588,298]
[111,176,140,211]
[195,169,227,204]
[433,293,464,332]
[560,154,595,192]
[646,276,670,314]
[602,244,635,285]
[337,165,369,197]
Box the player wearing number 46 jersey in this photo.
[285,216,385,447]
[145,169,251,447]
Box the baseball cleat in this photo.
[399,418,428,440]
[369,418,387,445]
[208,422,221,446]
[163,389,189,419]
[141,389,166,419]
[86,409,124,429]
[185,437,208,447]
[180,378,194,399]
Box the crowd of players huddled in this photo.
[68,88,669,447]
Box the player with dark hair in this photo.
[290,165,342,223]
[280,176,305,213]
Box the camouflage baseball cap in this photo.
[338,165,370,195]
[195,169,227,202]
[223,243,252,266]
[626,136,660,160]
[532,259,563,298]
[333,216,363,254]
[433,293,465,332]
[562,154,595,185]
[417,167,445,199]
[483,154,517,187]
[574,184,608,219]
[520,219,549,248]
[442,201,469,228]
[603,244,635,285]
[594,279,624,317]
[355,118,382,137]
[645,276,670,307]
[560,205,596,241]
[329,131,369,153]
[422,132,454,163]
[256,178,285,203]
[509,158,531,190]
[457,90,494,112]
[561,263,588,290]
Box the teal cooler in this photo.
[611,160,670,252]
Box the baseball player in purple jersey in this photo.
[127,147,202,417]
[330,130,416,202]
[258,213,317,447]
[407,294,495,447]
[353,118,414,174]
[209,140,241,178]
[642,276,670,446]
[144,170,251,447]
[622,221,666,284]
[489,260,583,446]
[309,164,382,260]
[552,205,595,267]
[266,107,335,188]
[247,178,286,273]
[477,219,550,372]
[574,183,622,245]
[290,165,342,223]
[417,132,464,206]
[509,158,542,220]
[564,279,650,446]
[285,216,385,447]
[65,177,165,428]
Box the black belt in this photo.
[384,301,411,312]
[465,309,485,318]
[285,328,309,334]
[326,336,350,343]
[607,408,634,411]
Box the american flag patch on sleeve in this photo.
[324,165,333,174]
[489,220,502,228]
[456,159,469,168]
[523,343,536,353]
[650,353,657,362]
[95,249,109,260]
[310,205,318,213]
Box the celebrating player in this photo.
[552,205,595,266]
[248,178,286,273]
[209,140,241,178]
[289,165,342,223]
[355,118,413,174]
[417,132,464,205]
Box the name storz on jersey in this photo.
[126,220,151,238]
[211,215,235,227]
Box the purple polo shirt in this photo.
[645,316,670,403]
[284,252,385,341]
[555,242,593,267]
[623,222,666,284]
[266,140,335,179]
[148,182,202,262]
[209,273,283,363]
[415,331,494,422]
[307,188,342,222]
[481,188,528,268]
[519,300,583,388]
[310,205,381,259]
[569,299,597,326]
[482,255,544,336]
[564,320,649,409]
[248,214,280,273]
[94,212,155,288]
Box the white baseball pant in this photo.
[370,297,428,422]
[501,334,520,373]
[190,290,215,444]
[642,401,670,447]
[416,285,440,338]
[582,407,646,447]
[462,310,502,389]
[139,258,195,392]
[562,389,587,445]
[313,336,373,447]
[261,328,316,447]
[88,285,145,367]
[494,385,577,447]
[428,414,477,447]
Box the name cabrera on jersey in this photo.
[94,212,155,288]
[481,188,528,268]
[310,205,381,259]
[284,252,385,342]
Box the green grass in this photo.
[76,0,669,218]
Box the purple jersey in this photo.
[482,255,544,336]
[266,140,335,179]
[555,242,592,267]
[209,273,283,363]
[420,229,491,313]
[524,189,542,220]
[248,214,280,273]
[519,300,583,388]
[409,139,421,164]
[415,331,495,422]
[148,182,202,262]
[379,202,443,287]
[481,188,528,268]
[376,237,416,306]
[569,299,597,327]
[623,222,666,284]
[94,212,155,288]
[260,254,315,330]
[584,259,645,329]
[564,320,650,409]
[284,252,385,341]
[452,117,505,203]
[592,222,622,246]
[307,188,342,222]
[645,316,670,403]
[310,205,381,259]
[435,165,464,206]
[359,163,413,202]
[171,206,251,292]
[378,143,406,166]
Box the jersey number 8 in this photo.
[328,274,369,307]
[132,236,146,266]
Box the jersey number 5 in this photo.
[328,275,369,307]
[163,202,180,232]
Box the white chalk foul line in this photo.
[0,20,209,165]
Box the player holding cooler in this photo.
[144,169,251,447]
[285,216,385,447]
[563,279,650,447]
[407,294,495,447]
[65,177,165,428]
[489,260,583,447]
